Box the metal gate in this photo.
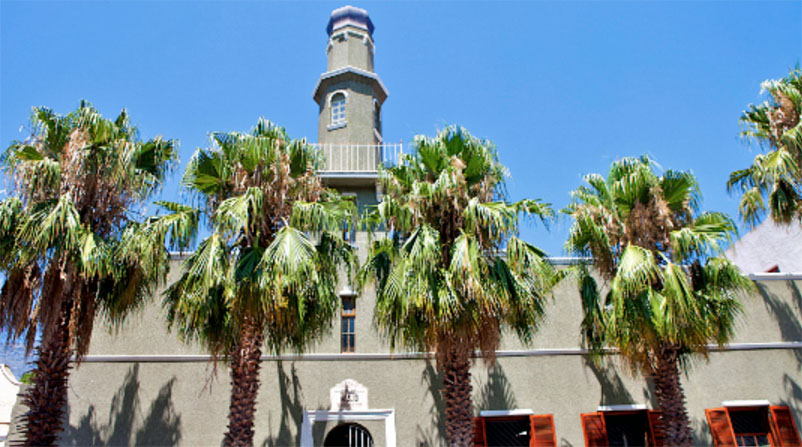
[323,423,374,447]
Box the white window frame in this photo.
[329,90,348,129]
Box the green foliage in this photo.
[565,156,753,374]
[165,118,353,358]
[360,125,562,359]
[729,68,802,226]
[0,101,183,357]
[19,371,35,385]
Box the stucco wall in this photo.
[7,258,799,446]
[327,27,374,73]
[317,79,379,150]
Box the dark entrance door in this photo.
[323,423,374,447]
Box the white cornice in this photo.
[312,66,389,102]
[76,341,802,363]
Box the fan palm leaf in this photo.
[564,156,753,447]
[164,118,353,446]
[360,125,560,447]
[0,102,182,446]
[730,68,802,225]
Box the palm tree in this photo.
[729,68,802,226]
[359,126,561,447]
[164,118,354,446]
[564,156,753,447]
[0,102,192,446]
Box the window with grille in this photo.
[706,405,801,447]
[324,423,374,447]
[473,414,556,447]
[331,93,346,126]
[341,297,355,353]
[730,408,771,446]
[581,410,665,447]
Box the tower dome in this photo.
[326,5,375,37]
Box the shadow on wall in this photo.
[475,363,518,412]
[756,282,802,366]
[691,414,713,446]
[417,360,447,447]
[583,356,636,406]
[781,373,802,438]
[67,363,181,446]
[260,361,304,447]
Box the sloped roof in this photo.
[725,219,802,273]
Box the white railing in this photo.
[312,143,403,173]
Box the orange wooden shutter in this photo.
[706,407,737,447]
[769,406,802,447]
[581,412,607,447]
[647,410,666,447]
[530,414,557,447]
[473,417,487,447]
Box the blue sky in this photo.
[1,0,801,257]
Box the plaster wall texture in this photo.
[7,269,796,446]
[317,79,380,150]
[326,26,374,73]
[46,345,802,446]
[725,219,802,273]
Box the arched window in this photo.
[331,93,346,126]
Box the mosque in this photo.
[9,6,802,447]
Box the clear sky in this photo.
[1,0,801,257]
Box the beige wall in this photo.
[326,27,374,73]
[317,79,380,149]
[11,263,796,446]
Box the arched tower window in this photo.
[331,92,346,126]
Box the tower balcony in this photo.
[313,142,403,186]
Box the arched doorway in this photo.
[323,422,374,447]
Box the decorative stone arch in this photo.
[300,379,396,447]
[302,410,394,447]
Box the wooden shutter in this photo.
[530,414,557,447]
[706,407,737,447]
[769,406,802,447]
[473,417,487,447]
[581,412,607,447]
[647,410,666,447]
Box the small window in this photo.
[730,408,771,446]
[373,101,381,132]
[331,93,346,126]
[485,417,530,447]
[706,405,801,447]
[474,414,556,447]
[341,297,356,353]
[604,412,650,447]
[581,410,664,447]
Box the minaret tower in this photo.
[313,6,390,183]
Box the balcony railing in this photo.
[312,143,403,173]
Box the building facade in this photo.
[9,6,802,447]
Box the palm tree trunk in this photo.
[441,343,473,447]
[651,345,693,447]
[223,319,264,447]
[19,297,73,447]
